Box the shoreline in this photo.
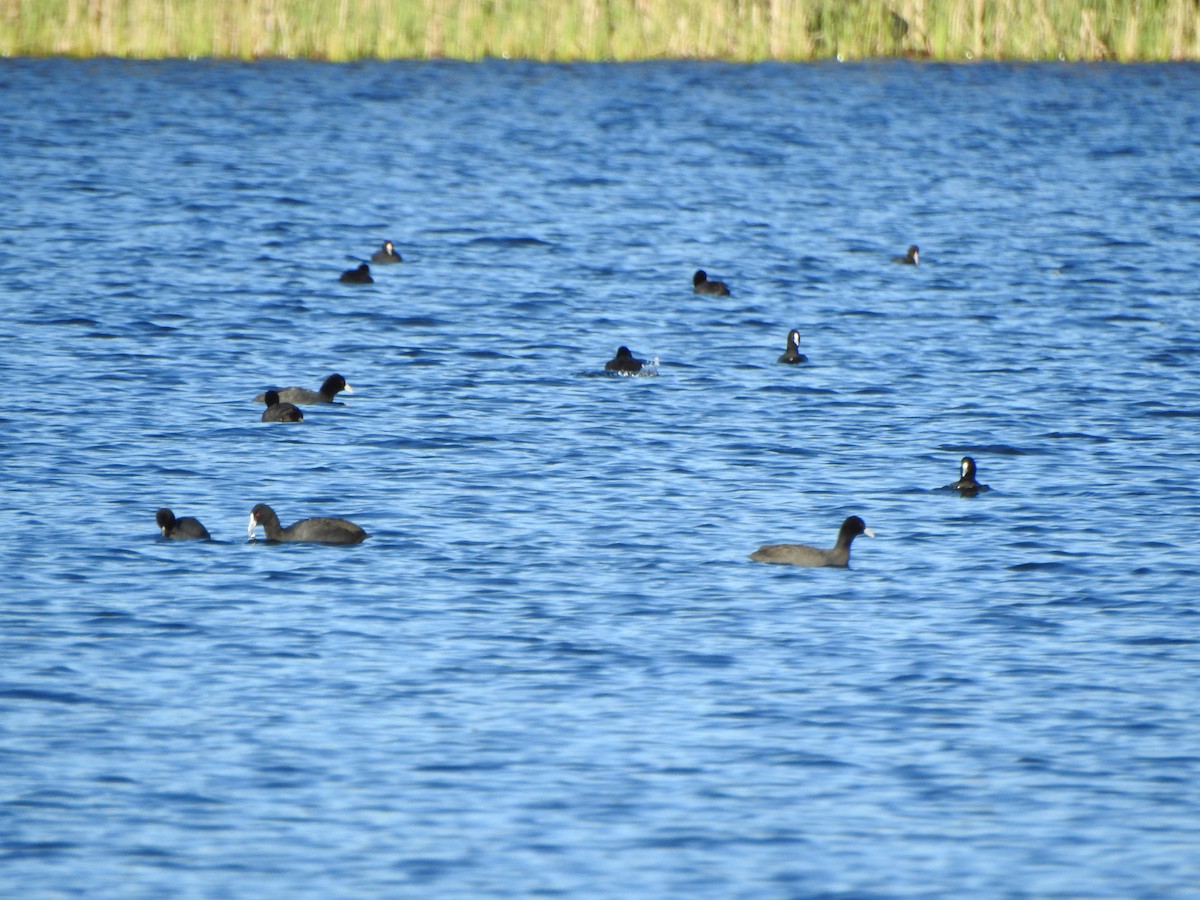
[4,0,1198,63]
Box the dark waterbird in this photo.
[750,515,875,567]
[892,244,920,265]
[340,263,373,283]
[779,329,808,364]
[260,390,303,423]
[248,503,368,545]
[605,346,644,374]
[156,508,210,540]
[370,240,402,263]
[255,374,352,406]
[693,269,731,295]
[943,456,990,496]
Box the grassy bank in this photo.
[2,0,1197,61]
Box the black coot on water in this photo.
[156,508,210,540]
[371,241,402,263]
[693,269,731,295]
[943,457,990,496]
[261,390,303,422]
[779,329,807,364]
[248,504,368,545]
[255,374,352,406]
[605,346,644,374]
[750,516,875,567]
[340,263,373,283]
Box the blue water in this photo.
[2,58,1200,897]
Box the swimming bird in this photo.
[693,270,731,295]
[260,390,304,423]
[255,374,352,406]
[371,240,402,264]
[943,456,990,496]
[340,263,373,283]
[779,329,808,364]
[892,245,919,265]
[248,503,368,545]
[605,346,644,374]
[156,508,210,540]
[750,515,875,567]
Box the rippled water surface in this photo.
[2,59,1199,897]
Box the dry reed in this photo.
[1,0,1197,61]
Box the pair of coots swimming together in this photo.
[257,374,352,422]
[749,458,989,567]
[157,504,368,544]
[339,240,404,283]
[605,328,806,374]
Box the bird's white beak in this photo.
[863,528,877,538]
[343,383,354,394]
[247,513,258,540]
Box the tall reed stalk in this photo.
[1,0,1197,61]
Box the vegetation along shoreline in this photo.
[3,0,1198,62]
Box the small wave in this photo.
[1145,409,1200,419]
[145,791,225,806]
[0,688,106,705]
[1043,432,1111,442]
[121,846,179,860]
[0,841,78,860]
[549,175,620,188]
[31,317,99,327]
[674,652,736,668]
[1007,561,1087,573]
[1104,313,1158,324]
[467,236,553,248]
[393,316,449,327]
[464,349,516,359]
[941,443,1027,456]
[414,762,510,773]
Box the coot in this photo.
[693,269,731,295]
[248,503,368,545]
[255,374,352,406]
[750,515,875,567]
[779,329,808,364]
[605,346,643,374]
[370,240,402,263]
[340,263,373,283]
[261,390,304,423]
[156,508,210,540]
[943,456,990,496]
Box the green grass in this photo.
[2,0,1197,61]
